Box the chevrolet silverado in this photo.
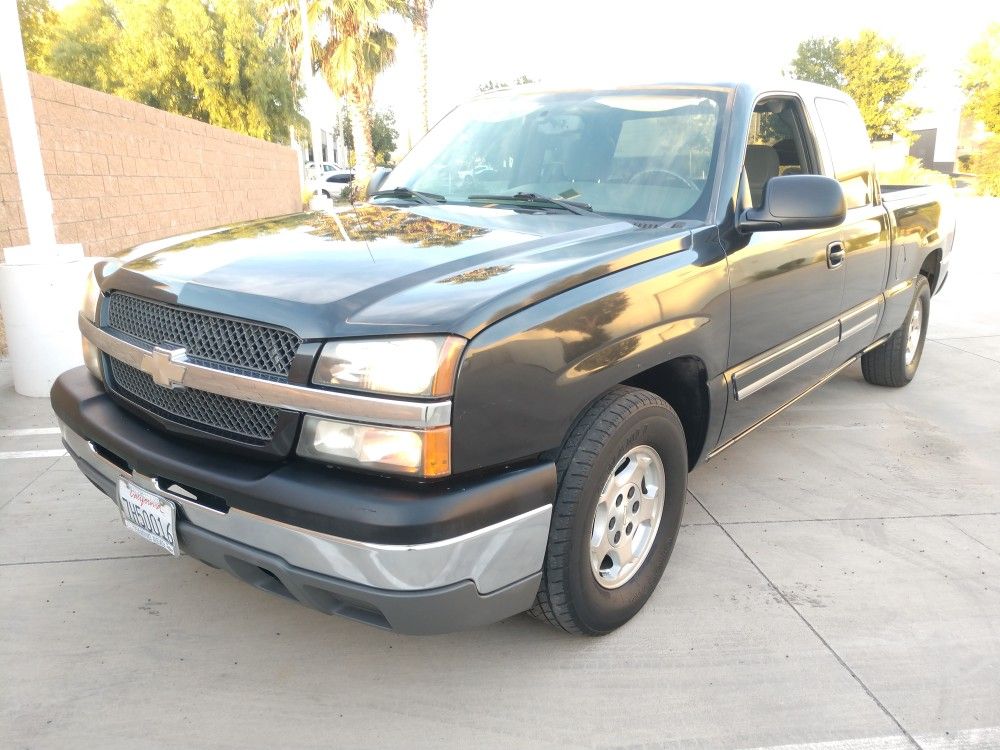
[52,80,954,635]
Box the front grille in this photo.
[107,358,279,443]
[106,293,301,379]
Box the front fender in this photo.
[450,234,730,474]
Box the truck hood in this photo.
[104,204,692,339]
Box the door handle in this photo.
[827,241,846,268]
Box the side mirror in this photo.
[365,167,392,199]
[739,174,846,232]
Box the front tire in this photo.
[861,275,930,387]
[529,386,687,635]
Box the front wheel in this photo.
[861,275,930,387]
[528,386,687,635]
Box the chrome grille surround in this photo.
[106,292,301,379]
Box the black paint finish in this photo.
[78,80,954,479]
[54,367,556,544]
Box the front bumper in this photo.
[53,367,555,634]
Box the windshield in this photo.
[381,89,726,222]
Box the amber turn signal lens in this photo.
[297,416,451,478]
[421,427,452,478]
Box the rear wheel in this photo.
[861,275,930,387]
[528,386,687,635]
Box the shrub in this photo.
[877,156,953,188]
[970,137,1000,196]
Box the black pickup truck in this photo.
[53,80,954,635]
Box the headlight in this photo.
[81,266,104,380]
[312,336,465,397]
[297,416,451,477]
[81,266,102,323]
[82,336,103,381]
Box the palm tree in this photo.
[268,0,324,170]
[410,0,432,134]
[314,0,408,189]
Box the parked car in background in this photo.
[305,160,348,178]
[304,161,353,197]
[54,80,953,636]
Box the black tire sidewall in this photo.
[903,279,931,381]
[562,404,687,634]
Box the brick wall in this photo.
[0,72,302,353]
[1,73,301,259]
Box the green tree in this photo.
[840,32,922,140]
[970,138,1000,196]
[44,0,123,92]
[787,37,843,88]
[963,23,1000,134]
[115,0,300,142]
[963,24,1000,196]
[314,0,410,189]
[16,0,57,71]
[111,0,203,117]
[369,108,398,164]
[40,0,300,143]
[787,31,921,140]
[340,107,398,165]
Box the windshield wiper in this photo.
[467,192,594,216]
[370,187,446,205]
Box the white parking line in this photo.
[740,737,910,750]
[918,727,1000,748]
[739,726,1000,750]
[0,449,67,460]
[0,427,60,437]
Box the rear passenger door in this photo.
[813,97,891,364]
[720,95,846,445]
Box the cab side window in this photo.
[744,98,815,207]
[814,97,875,209]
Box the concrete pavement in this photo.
[1,198,998,749]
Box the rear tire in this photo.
[528,386,687,635]
[861,275,930,387]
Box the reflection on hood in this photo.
[311,204,489,247]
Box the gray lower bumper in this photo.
[180,522,542,634]
[61,419,550,633]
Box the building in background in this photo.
[295,75,347,169]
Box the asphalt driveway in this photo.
[2,198,998,750]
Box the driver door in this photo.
[719,95,845,444]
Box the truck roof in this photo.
[474,78,852,103]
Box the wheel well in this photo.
[920,249,942,292]
[622,356,709,471]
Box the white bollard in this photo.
[0,243,95,397]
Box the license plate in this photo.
[117,479,179,556]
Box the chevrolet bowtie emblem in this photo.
[140,346,188,389]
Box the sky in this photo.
[43,0,1000,149]
[376,0,1000,147]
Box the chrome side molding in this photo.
[709,355,859,459]
[730,293,886,402]
[841,313,878,341]
[731,321,839,401]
